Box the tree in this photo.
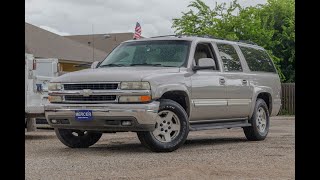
[172,0,295,82]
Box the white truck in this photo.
[25,54,61,131]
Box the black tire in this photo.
[243,98,270,141]
[137,99,189,152]
[55,128,102,148]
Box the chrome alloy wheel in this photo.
[152,110,181,143]
[256,107,267,133]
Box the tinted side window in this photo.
[240,46,276,72]
[216,43,242,72]
[194,43,219,70]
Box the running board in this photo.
[189,119,251,131]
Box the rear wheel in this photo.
[243,98,270,141]
[137,99,189,152]
[55,129,102,148]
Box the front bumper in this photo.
[25,105,44,114]
[25,105,46,118]
[44,101,160,132]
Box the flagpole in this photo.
[92,24,94,61]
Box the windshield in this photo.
[99,40,191,67]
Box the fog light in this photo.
[60,119,70,124]
[121,120,132,126]
[51,119,58,124]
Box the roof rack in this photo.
[236,40,258,45]
[193,35,258,45]
[148,34,258,45]
[194,35,258,45]
[190,34,225,40]
[149,34,180,38]
[149,34,223,39]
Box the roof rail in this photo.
[149,34,225,40]
[148,34,258,45]
[236,40,258,45]
[149,34,180,38]
[193,35,226,40]
[194,35,258,45]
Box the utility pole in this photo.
[92,24,94,62]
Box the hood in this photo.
[52,67,180,83]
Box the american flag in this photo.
[133,22,142,39]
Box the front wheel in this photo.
[55,129,102,148]
[243,98,270,141]
[137,99,189,152]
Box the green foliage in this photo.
[172,0,295,82]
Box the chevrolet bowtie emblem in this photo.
[80,89,92,97]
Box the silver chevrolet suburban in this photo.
[45,35,281,152]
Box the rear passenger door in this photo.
[215,43,253,118]
[238,46,281,116]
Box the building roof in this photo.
[65,33,135,54]
[25,22,107,62]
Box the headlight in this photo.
[48,96,63,103]
[48,83,63,91]
[120,82,150,90]
[119,95,151,102]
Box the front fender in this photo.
[152,84,191,100]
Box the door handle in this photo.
[219,78,225,85]
[242,79,248,85]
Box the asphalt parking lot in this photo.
[25,116,295,180]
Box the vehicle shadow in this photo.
[184,137,247,147]
[61,137,248,154]
[25,134,56,140]
[89,143,148,153]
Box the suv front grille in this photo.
[64,83,118,90]
[64,95,117,102]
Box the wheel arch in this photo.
[250,88,273,119]
[154,85,191,117]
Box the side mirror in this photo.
[91,61,100,69]
[192,58,216,71]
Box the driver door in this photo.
[190,42,228,121]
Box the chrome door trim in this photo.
[192,99,228,107]
[228,99,251,106]
[192,98,252,107]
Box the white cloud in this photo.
[25,0,267,37]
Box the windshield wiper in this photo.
[130,63,163,66]
[99,64,125,67]
[100,63,177,67]
[129,63,175,67]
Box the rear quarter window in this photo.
[239,46,276,73]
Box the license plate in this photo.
[75,110,93,121]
